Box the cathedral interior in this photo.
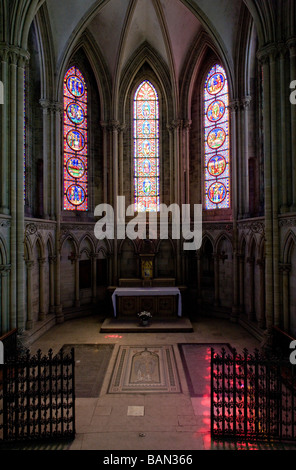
[0,0,296,452]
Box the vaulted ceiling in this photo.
[44,0,245,84]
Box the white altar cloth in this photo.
[111,287,182,318]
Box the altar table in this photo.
[111,287,182,318]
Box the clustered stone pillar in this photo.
[238,253,245,314]
[257,259,266,329]
[247,256,255,321]
[279,263,291,332]
[0,46,30,332]
[288,39,296,211]
[74,254,81,308]
[0,47,9,215]
[91,253,98,304]
[0,265,11,334]
[257,47,275,342]
[25,260,34,330]
[48,256,56,314]
[213,253,220,307]
[110,121,120,285]
[38,257,46,321]
[53,102,63,323]
[229,100,239,321]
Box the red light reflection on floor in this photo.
[104,335,123,339]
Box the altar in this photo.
[111,287,182,318]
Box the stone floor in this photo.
[18,314,296,451]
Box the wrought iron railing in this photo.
[211,347,296,442]
[0,348,75,443]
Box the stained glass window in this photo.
[204,64,230,210]
[134,80,159,212]
[63,66,88,211]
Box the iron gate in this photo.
[0,348,75,442]
[211,347,296,442]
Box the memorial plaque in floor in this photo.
[108,345,181,394]
[62,344,114,398]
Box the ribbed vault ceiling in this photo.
[45,0,243,82]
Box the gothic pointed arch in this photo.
[118,42,172,123]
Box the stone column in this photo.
[270,48,280,328]
[279,43,289,212]
[50,103,56,218]
[241,97,251,218]
[38,257,46,321]
[53,102,63,323]
[196,251,202,306]
[48,256,56,314]
[0,265,10,334]
[257,48,274,336]
[110,121,120,285]
[183,120,191,205]
[9,49,18,330]
[91,253,97,304]
[213,253,220,307]
[39,99,51,219]
[238,253,245,314]
[118,124,126,197]
[167,123,175,204]
[172,120,181,206]
[17,52,28,332]
[257,259,266,329]
[74,255,81,307]
[229,100,239,321]
[247,256,255,321]
[0,47,9,214]
[100,122,109,204]
[279,263,291,332]
[25,260,34,329]
[288,39,296,210]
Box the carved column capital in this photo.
[279,263,291,274]
[228,99,240,113]
[0,264,11,276]
[25,260,34,269]
[241,96,252,109]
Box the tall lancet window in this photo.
[134,80,160,212]
[63,66,88,211]
[204,64,230,210]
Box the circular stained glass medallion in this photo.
[207,155,227,177]
[206,72,225,96]
[207,128,226,150]
[66,157,85,179]
[66,130,85,152]
[67,103,85,125]
[208,182,227,205]
[66,75,85,98]
[66,184,86,206]
[207,100,225,123]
